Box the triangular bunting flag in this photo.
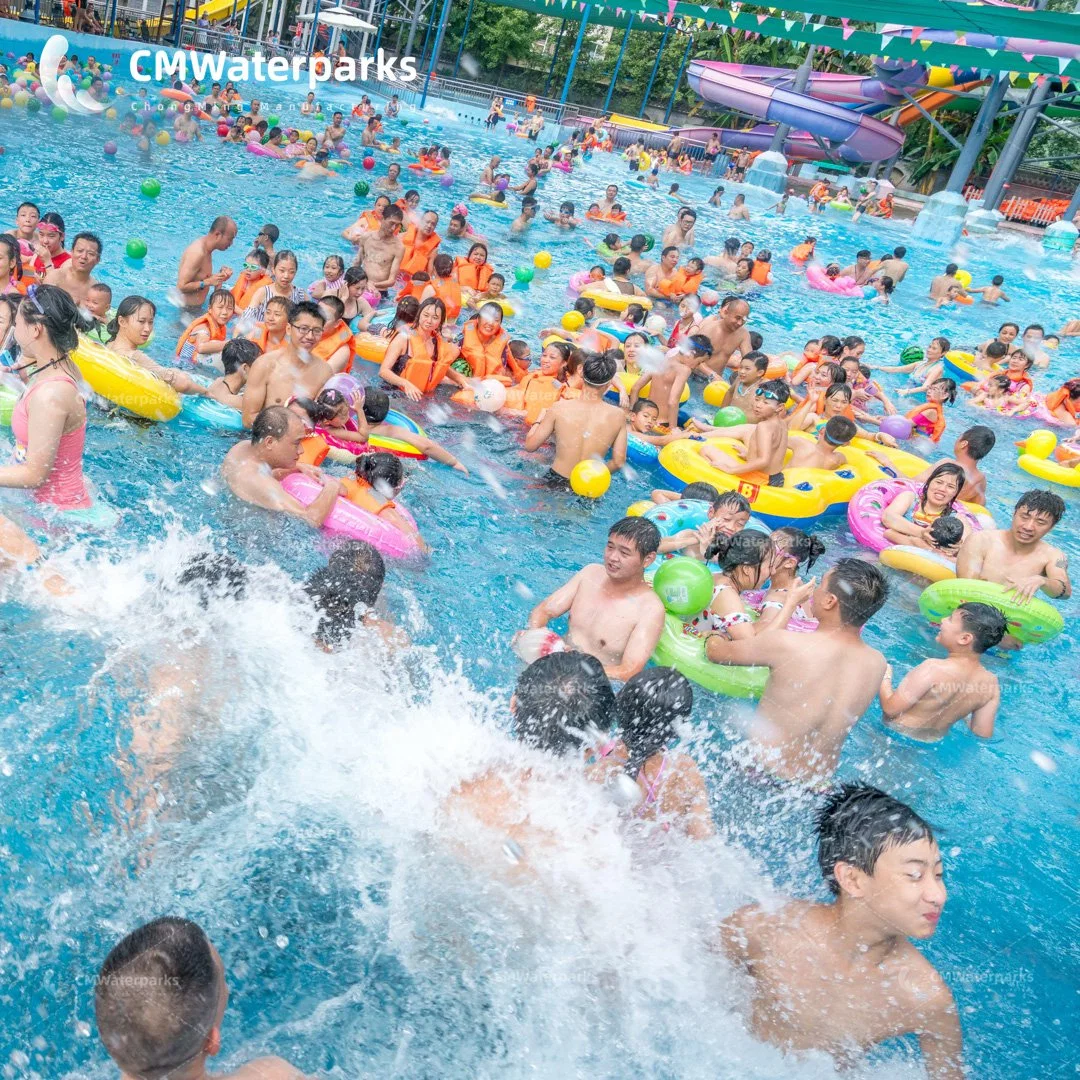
[986,48,998,57]
[920,39,931,50]
[881,34,894,50]
[1022,53,1034,62]
[756,12,767,23]
[909,27,924,43]
[1060,56,1072,74]
[840,16,849,27]
[784,18,795,30]
[842,26,855,40]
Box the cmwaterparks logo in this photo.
[39,33,107,114]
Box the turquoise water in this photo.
[1,26,1079,1078]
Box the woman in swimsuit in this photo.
[881,462,967,548]
[586,667,714,839]
[107,296,209,397]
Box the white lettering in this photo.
[397,55,417,82]
[335,58,357,82]
[267,56,289,80]
[129,50,152,82]
[189,50,227,83]
[226,57,248,81]
[291,55,306,81]
[155,51,187,83]
[308,56,333,89]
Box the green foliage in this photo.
[444,0,541,74]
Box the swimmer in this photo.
[631,334,712,428]
[343,194,391,243]
[956,490,1070,603]
[720,350,768,417]
[176,287,235,366]
[342,451,427,552]
[206,337,260,409]
[544,201,581,229]
[873,245,909,285]
[727,194,750,221]
[657,489,751,559]
[361,386,467,472]
[786,415,858,470]
[624,399,686,448]
[644,246,680,299]
[95,916,310,1079]
[520,517,665,682]
[717,784,962,1076]
[108,296,210,397]
[479,154,501,188]
[7,200,40,255]
[881,463,967,549]
[222,405,341,525]
[912,425,995,505]
[706,559,888,783]
[928,262,961,302]
[967,274,1009,305]
[354,205,406,292]
[176,215,237,310]
[43,230,101,306]
[699,379,790,487]
[748,526,825,631]
[597,184,619,216]
[839,248,874,286]
[510,200,538,235]
[697,296,752,378]
[661,206,696,248]
[880,602,1004,741]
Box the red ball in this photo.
[362,156,375,170]
[217,123,228,137]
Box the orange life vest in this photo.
[232,271,269,306]
[750,261,772,286]
[358,209,382,231]
[427,278,462,319]
[461,322,511,380]
[506,372,563,424]
[400,226,441,277]
[246,322,287,353]
[906,402,946,443]
[577,327,619,353]
[813,392,855,422]
[586,209,626,223]
[454,257,493,292]
[395,279,428,302]
[175,313,227,361]
[313,321,355,367]
[299,433,330,466]
[394,331,456,394]
[878,197,893,218]
[340,476,397,515]
[809,183,828,202]
[1045,387,1080,419]
[791,242,815,265]
[656,268,704,298]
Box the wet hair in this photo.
[631,398,659,415]
[957,425,995,460]
[741,350,769,374]
[221,336,260,375]
[1024,323,1044,336]
[680,482,721,503]
[573,297,596,318]
[771,526,826,571]
[582,352,617,387]
[756,378,790,405]
[1008,350,1034,371]
[95,916,221,1078]
[823,415,856,446]
[383,205,404,224]
[824,558,887,627]
[318,295,345,321]
[608,516,661,558]
[71,230,103,256]
[748,331,763,351]
[705,527,771,570]
[756,249,772,263]
[991,274,1004,286]
[271,249,298,271]
[616,667,693,778]
[984,341,1008,361]
[246,247,270,269]
[955,601,1007,653]
[0,235,23,282]
[264,296,292,318]
[355,450,404,494]
[685,333,712,358]
[305,540,386,646]
[206,288,235,314]
[723,237,740,257]
[1014,489,1065,526]
[514,651,616,755]
[344,264,368,287]
[175,551,248,605]
[928,513,964,551]
[250,404,294,443]
[919,462,965,513]
[719,295,748,313]
[18,283,80,354]
[105,294,156,343]
[817,784,934,895]
[612,256,632,276]
[559,200,575,214]
[945,263,958,275]
[258,223,280,243]
[432,252,454,278]
[394,296,420,325]
[985,373,1012,394]
[713,490,751,516]
[289,299,325,326]
[825,382,852,404]
[929,377,958,404]
[361,386,391,424]
[819,335,843,358]
[629,234,648,252]
[930,335,951,354]
[624,303,646,326]
[999,321,1020,335]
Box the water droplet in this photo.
[275,934,289,949]
[513,580,534,601]
[258,925,269,938]
[75,1021,91,1038]
[1030,750,1057,774]
[502,837,523,864]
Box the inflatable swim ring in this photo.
[942,349,998,384]
[179,376,243,430]
[280,472,421,559]
[806,264,864,299]
[71,334,181,422]
[742,588,817,632]
[0,382,19,426]
[352,331,389,366]
[918,578,1063,646]
[878,545,956,583]
[609,370,690,404]
[1016,430,1080,487]
[468,195,508,209]
[828,200,853,212]
[464,294,516,316]
[580,285,652,313]
[652,613,768,699]
[847,438,930,479]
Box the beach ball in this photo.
[103,140,118,155]
[645,314,666,335]
[626,500,653,517]
[702,381,728,408]
[102,71,111,82]
[1025,429,1057,460]
[354,180,370,197]
[451,358,472,377]
[653,556,714,617]
[879,415,913,440]
[267,114,280,127]
[641,234,656,252]
[26,97,41,113]
[561,310,584,332]
[495,177,509,191]
[534,250,552,269]
[0,99,10,111]
[140,178,161,198]
[699,287,719,307]
[515,266,534,285]
[125,238,148,259]
[105,107,117,120]
[34,87,49,103]
[955,269,972,289]
[899,344,923,364]
[115,86,127,96]
[363,156,375,169]
[474,379,507,413]
[13,91,29,107]
[175,132,189,143]
[79,76,92,89]
[156,131,170,145]
[712,406,746,427]
[570,459,610,499]
[217,123,228,137]
[400,118,409,127]
[339,147,351,159]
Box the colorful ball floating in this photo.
[570,459,611,499]
[712,406,746,427]
[79,75,92,89]
[267,114,280,126]
[879,415,913,440]
[125,238,148,260]
[439,174,454,187]
[103,140,118,155]
[362,156,375,170]
[217,123,228,137]
[26,97,41,113]
[140,178,161,198]
[514,266,534,284]
[702,381,728,408]
[641,234,656,252]
[699,287,719,307]
[105,107,117,120]
[474,379,507,413]
[653,556,715,616]
[625,500,653,517]
[353,180,370,197]
[533,250,552,269]
[495,177,509,191]
[13,91,29,107]
[0,99,10,111]
[955,269,972,289]
[561,310,584,332]
[155,131,170,145]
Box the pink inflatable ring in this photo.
[847,478,987,553]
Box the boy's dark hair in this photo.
[956,601,1007,653]
[823,415,856,446]
[362,386,391,424]
[220,337,260,375]
[631,398,659,414]
[582,352,618,387]
[757,378,790,405]
[514,652,616,754]
[318,295,345,320]
[928,513,964,551]
[817,784,934,895]
[984,340,1008,360]
[991,275,1004,286]
[957,425,995,461]
[608,516,661,558]
[612,256,632,275]
[680,482,721,503]
[433,252,454,277]
[714,490,751,514]
[246,247,270,268]
[826,558,887,627]
[742,350,769,374]
[305,540,386,646]
[1014,489,1065,526]
[748,331,764,351]
[945,263,958,275]
[289,300,324,325]
[686,333,712,357]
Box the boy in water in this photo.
[658,489,751,558]
[913,425,995,505]
[721,350,769,418]
[700,379,790,487]
[718,784,962,1078]
[95,917,309,1079]
[207,337,260,410]
[879,602,1004,741]
[630,333,713,427]
[786,415,857,470]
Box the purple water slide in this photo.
[685,61,905,163]
[676,123,833,161]
[688,60,925,105]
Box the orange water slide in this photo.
[894,80,989,127]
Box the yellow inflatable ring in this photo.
[71,334,181,421]
[468,195,509,210]
[580,285,653,313]
[1017,429,1080,487]
[879,545,956,583]
[848,437,931,479]
[618,369,689,403]
[465,294,516,316]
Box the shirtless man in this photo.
[524,353,627,488]
[644,245,680,298]
[698,295,752,378]
[354,205,405,293]
[479,154,501,188]
[718,784,963,1078]
[840,248,874,286]
[873,245,909,285]
[661,207,696,249]
[96,916,311,1080]
[321,110,346,147]
[520,517,665,682]
[786,415,857,470]
[625,234,654,275]
[912,425,995,505]
[879,602,1004,741]
[706,559,889,783]
[241,301,331,428]
[177,215,237,309]
[222,406,340,526]
[928,262,961,302]
[956,489,1070,602]
[597,183,619,216]
[700,379,790,486]
[44,230,101,305]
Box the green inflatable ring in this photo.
[652,614,768,699]
[596,241,618,260]
[918,578,1064,646]
[828,200,853,212]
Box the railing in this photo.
[963,186,1068,227]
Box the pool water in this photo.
[1,25,1078,1079]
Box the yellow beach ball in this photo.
[105,106,117,120]
[561,310,585,332]
[155,130,170,145]
[955,269,972,289]
[703,380,729,408]
[0,98,11,111]
[534,250,552,269]
[570,459,611,498]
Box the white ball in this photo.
[645,314,667,335]
[474,378,507,413]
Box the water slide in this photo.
[185,0,249,24]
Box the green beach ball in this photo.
[140,178,161,198]
[653,557,715,617]
[126,238,148,259]
[515,266,534,284]
[713,406,746,427]
[353,180,369,197]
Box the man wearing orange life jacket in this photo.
[808,183,830,213]
[421,253,462,319]
[246,295,291,354]
[379,296,471,400]
[312,297,356,373]
[455,243,494,292]
[656,257,705,301]
[645,246,681,299]
[400,210,441,278]
[460,304,528,383]
[176,288,235,365]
